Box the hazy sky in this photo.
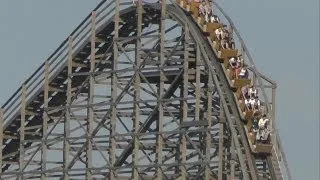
[0,0,319,179]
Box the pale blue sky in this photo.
[0,0,318,179]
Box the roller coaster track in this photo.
[0,0,291,179]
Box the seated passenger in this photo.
[229,57,237,68]
[222,29,229,40]
[229,57,240,78]
[221,39,228,49]
[242,84,250,99]
[249,85,257,98]
[253,96,261,111]
[258,114,269,129]
[221,40,232,49]
[255,129,263,143]
[256,128,271,143]
[204,1,212,22]
[237,55,244,67]
[224,41,230,49]
[229,38,236,49]
[252,118,259,133]
[199,1,206,16]
[249,97,255,110]
[215,28,223,40]
[238,66,249,79]
[210,14,220,23]
[244,98,252,110]
[262,128,271,143]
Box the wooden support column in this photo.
[180,24,189,180]
[41,61,49,180]
[64,36,73,180]
[195,44,204,176]
[230,137,236,180]
[0,108,3,174]
[86,11,96,180]
[218,98,225,180]
[132,0,142,179]
[205,70,213,180]
[110,0,120,179]
[19,85,26,180]
[156,1,166,179]
[271,87,277,153]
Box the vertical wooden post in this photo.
[0,108,3,175]
[205,71,213,180]
[132,0,142,179]
[180,24,189,180]
[64,36,73,180]
[195,44,204,178]
[19,85,26,180]
[86,11,96,180]
[271,87,277,153]
[110,0,120,179]
[230,135,237,180]
[156,0,166,179]
[41,61,49,180]
[218,98,224,180]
